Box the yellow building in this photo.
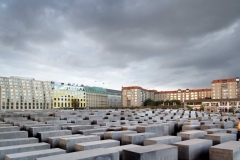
[52,82,85,109]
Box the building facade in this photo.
[156,88,212,101]
[122,86,212,107]
[106,89,121,107]
[122,86,155,107]
[84,86,108,108]
[211,77,240,99]
[0,76,52,110]
[51,82,86,109]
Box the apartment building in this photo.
[106,89,121,107]
[122,86,155,107]
[156,88,211,101]
[212,77,240,99]
[84,86,108,108]
[51,82,86,109]
[0,76,52,110]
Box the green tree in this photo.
[143,98,155,106]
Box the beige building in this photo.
[84,86,108,108]
[122,86,157,107]
[0,76,52,110]
[122,86,212,107]
[156,88,211,102]
[212,77,240,99]
[52,82,86,109]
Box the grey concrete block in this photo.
[0,138,38,147]
[209,141,240,160]
[173,139,212,160]
[5,148,66,160]
[122,144,178,160]
[47,134,82,148]
[0,126,20,132]
[182,125,200,131]
[109,144,140,160]
[136,124,165,136]
[59,135,100,152]
[0,131,28,140]
[104,131,137,141]
[37,130,72,142]
[35,148,119,160]
[144,136,182,146]
[29,126,60,137]
[75,139,120,151]
[200,124,221,130]
[78,128,108,135]
[121,132,157,145]
[90,132,105,140]
[204,128,226,134]
[215,121,234,129]
[205,133,236,145]
[226,128,238,134]
[67,125,94,134]
[177,130,207,140]
[0,143,50,160]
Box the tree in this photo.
[143,98,155,106]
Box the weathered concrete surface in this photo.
[35,148,119,160]
[144,136,182,146]
[5,148,66,160]
[177,130,207,140]
[121,132,157,145]
[0,138,38,147]
[122,144,178,160]
[0,131,28,140]
[75,139,120,151]
[47,134,82,148]
[173,139,212,160]
[0,143,50,160]
[209,141,240,160]
[205,133,236,145]
[37,130,72,142]
[59,135,100,152]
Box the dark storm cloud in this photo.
[0,0,240,90]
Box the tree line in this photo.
[143,98,182,106]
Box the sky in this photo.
[0,0,240,91]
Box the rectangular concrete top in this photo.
[35,148,118,160]
[207,133,235,136]
[60,135,98,140]
[145,136,179,141]
[0,143,49,150]
[210,141,240,150]
[76,139,118,146]
[123,144,177,154]
[5,148,65,158]
[109,144,141,151]
[174,139,212,146]
[123,132,155,136]
[181,130,207,134]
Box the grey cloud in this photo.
[0,0,240,90]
